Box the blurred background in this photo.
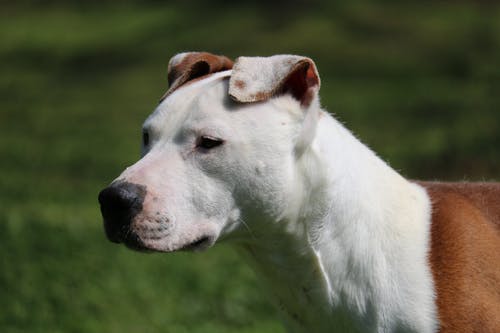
[1,0,498,332]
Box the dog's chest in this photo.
[240,243,361,333]
[272,278,361,333]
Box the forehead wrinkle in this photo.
[144,74,231,141]
[144,92,193,137]
[165,70,231,102]
[152,76,230,127]
[191,80,231,119]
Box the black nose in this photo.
[98,181,146,242]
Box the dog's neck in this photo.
[235,110,438,333]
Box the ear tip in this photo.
[167,52,197,85]
[168,52,194,70]
[305,62,321,88]
[166,51,208,71]
[227,89,257,103]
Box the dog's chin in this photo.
[121,232,216,253]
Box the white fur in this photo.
[112,63,438,332]
[228,55,319,103]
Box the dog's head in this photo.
[98,52,321,252]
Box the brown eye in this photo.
[197,136,224,150]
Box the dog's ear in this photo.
[163,52,233,98]
[229,55,320,107]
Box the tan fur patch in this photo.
[160,52,233,101]
[233,79,246,89]
[419,182,500,332]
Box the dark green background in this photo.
[1,1,498,332]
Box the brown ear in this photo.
[162,52,233,99]
[228,55,320,107]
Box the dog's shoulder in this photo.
[418,181,500,230]
[416,181,500,333]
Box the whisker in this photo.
[239,217,256,241]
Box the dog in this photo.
[98,52,500,333]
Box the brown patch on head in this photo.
[161,52,233,101]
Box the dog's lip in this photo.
[178,236,212,252]
[121,231,154,252]
[117,231,215,253]
[142,235,214,253]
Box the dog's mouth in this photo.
[121,231,153,252]
[116,228,214,253]
[179,236,212,252]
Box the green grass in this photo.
[1,213,281,333]
[1,1,499,332]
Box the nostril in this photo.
[98,181,147,241]
[99,182,146,211]
[99,186,137,212]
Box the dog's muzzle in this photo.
[98,181,146,245]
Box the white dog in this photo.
[99,52,500,333]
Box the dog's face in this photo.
[98,53,320,252]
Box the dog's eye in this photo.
[197,136,224,150]
[142,131,149,147]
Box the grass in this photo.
[0,1,499,332]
